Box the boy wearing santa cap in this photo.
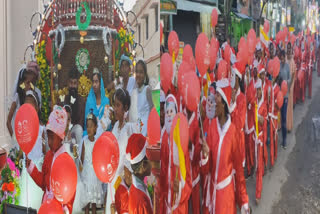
[254,79,268,204]
[126,133,153,213]
[26,105,75,213]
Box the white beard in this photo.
[165,115,174,134]
[206,95,216,120]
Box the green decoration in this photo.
[76,48,90,74]
[76,2,91,31]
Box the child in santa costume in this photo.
[26,105,75,213]
[245,65,258,176]
[269,72,281,168]
[201,79,250,214]
[200,84,216,214]
[160,95,192,214]
[111,160,132,214]
[126,134,153,213]
[254,79,268,204]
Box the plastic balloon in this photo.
[160,53,173,94]
[236,48,249,65]
[160,23,163,44]
[182,44,196,70]
[0,149,7,171]
[147,108,161,145]
[276,91,284,109]
[182,72,200,112]
[223,44,231,65]
[247,29,256,54]
[238,37,247,51]
[217,60,228,81]
[209,37,219,70]
[281,80,288,95]
[272,57,280,78]
[211,8,218,28]
[92,135,119,183]
[195,33,210,77]
[264,20,270,34]
[14,103,39,155]
[38,198,64,214]
[168,31,179,60]
[170,112,189,154]
[178,61,193,95]
[267,59,274,76]
[51,153,77,204]
[283,27,288,40]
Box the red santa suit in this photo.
[308,43,314,98]
[126,134,153,214]
[269,83,280,166]
[245,77,257,175]
[254,79,268,200]
[188,111,201,214]
[115,181,129,214]
[160,95,192,214]
[201,80,249,214]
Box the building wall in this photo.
[131,0,160,89]
[0,0,39,150]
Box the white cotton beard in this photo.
[206,95,216,120]
[165,115,174,134]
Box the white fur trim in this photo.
[216,87,230,111]
[130,141,147,165]
[216,78,229,88]
[233,67,242,79]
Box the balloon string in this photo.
[26,156,29,214]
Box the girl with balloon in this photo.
[80,111,104,214]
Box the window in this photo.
[146,16,149,40]
[155,5,159,32]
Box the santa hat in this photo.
[46,105,68,140]
[258,64,265,74]
[165,94,178,112]
[126,134,147,165]
[216,78,232,111]
[255,78,262,89]
[124,158,133,173]
[232,62,245,80]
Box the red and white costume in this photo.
[269,83,280,166]
[115,181,130,213]
[126,134,153,214]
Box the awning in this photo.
[232,11,255,21]
[177,0,220,14]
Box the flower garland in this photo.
[76,1,91,31]
[36,40,51,123]
[0,158,21,213]
[115,27,134,76]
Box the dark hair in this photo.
[86,109,98,126]
[16,68,34,106]
[287,42,292,49]
[238,76,245,93]
[221,97,229,116]
[69,67,79,79]
[114,88,131,111]
[280,50,286,58]
[64,105,72,116]
[92,71,102,83]
[136,60,149,85]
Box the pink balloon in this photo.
[182,44,196,70]
[170,113,189,154]
[178,61,193,95]
[223,44,231,65]
[238,37,247,51]
[217,60,228,81]
[195,33,210,77]
[247,29,256,54]
[168,31,179,60]
[272,57,280,78]
[264,20,270,34]
[160,53,173,94]
[182,72,200,112]
[209,37,219,70]
[276,91,284,109]
[237,48,249,65]
[281,80,288,95]
[211,8,218,28]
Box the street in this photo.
[245,70,320,214]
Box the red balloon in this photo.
[217,60,228,81]
[267,59,274,75]
[209,37,219,70]
[51,153,77,204]
[182,44,196,70]
[290,34,296,45]
[38,198,64,214]
[160,53,173,94]
[147,108,161,145]
[264,20,270,34]
[168,31,179,60]
[0,148,7,171]
[92,135,119,183]
[178,61,193,95]
[276,91,284,109]
[170,113,189,154]
[14,103,39,155]
[281,80,288,95]
[223,44,231,65]
[211,8,218,28]
[160,23,163,44]
[182,72,200,112]
[237,48,249,65]
[247,29,256,54]
[238,37,247,51]
[283,27,288,40]
[195,33,210,77]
